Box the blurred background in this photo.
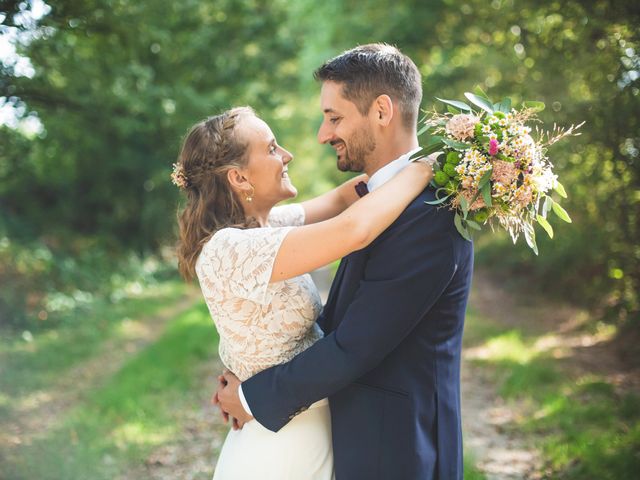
[1,1,638,479]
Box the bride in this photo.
[172,106,433,479]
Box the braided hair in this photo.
[174,106,258,281]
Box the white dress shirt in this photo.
[237,147,423,417]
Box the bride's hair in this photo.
[174,106,258,281]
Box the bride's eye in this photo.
[269,144,277,155]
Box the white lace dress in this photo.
[195,204,334,480]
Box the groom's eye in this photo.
[329,117,340,124]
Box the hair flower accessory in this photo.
[171,162,189,189]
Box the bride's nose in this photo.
[281,148,293,165]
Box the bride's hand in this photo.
[405,154,436,183]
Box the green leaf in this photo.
[426,135,444,146]
[464,92,494,114]
[459,196,470,218]
[454,213,472,241]
[524,224,539,255]
[478,168,493,189]
[408,148,425,161]
[543,195,553,215]
[554,181,568,198]
[466,219,482,231]
[552,201,572,223]
[442,138,470,150]
[447,105,460,114]
[498,97,512,113]
[536,214,554,239]
[473,85,491,101]
[425,193,452,205]
[481,182,493,207]
[522,101,545,112]
[417,124,429,136]
[422,141,446,156]
[435,97,472,112]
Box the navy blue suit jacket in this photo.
[242,186,474,480]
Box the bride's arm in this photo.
[270,161,433,282]
[299,174,368,224]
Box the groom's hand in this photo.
[216,370,254,429]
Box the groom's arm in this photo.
[242,213,459,432]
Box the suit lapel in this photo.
[331,249,368,329]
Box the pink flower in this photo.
[489,138,499,156]
[445,114,479,141]
[491,160,519,186]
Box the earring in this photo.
[245,184,255,203]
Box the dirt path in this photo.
[463,269,639,479]
[461,360,541,479]
[0,288,202,455]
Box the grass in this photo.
[463,306,640,479]
[0,280,188,397]
[464,454,487,480]
[1,281,220,479]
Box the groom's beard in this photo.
[336,125,376,173]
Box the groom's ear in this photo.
[371,94,393,127]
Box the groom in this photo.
[216,44,474,480]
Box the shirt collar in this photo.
[367,147,422,192]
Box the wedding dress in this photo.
[195,204,334,480]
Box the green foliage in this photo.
[1,1,638,322]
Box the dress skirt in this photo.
[212,398,334,480]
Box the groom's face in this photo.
[317,81,376,173]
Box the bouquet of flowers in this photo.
[415,88,583,254]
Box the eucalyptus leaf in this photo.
[454,213,472,241]
[425,193,452,205]
[426,135,444,146]
[499,97,512,113]
[524,223,539,255]
[554,181,568,198]
[442,138,471,150]
[422,141,446,156]
[408,148,425,161]
[435,97,472,112]
[473,85,491,101]
[466,219,482,231]
[459,195,469,218]
[552,201,572,223]
[544,195,553,215]
[478,168,493,189]
[464,92,494,114]
[481,182,493,206]
[536,214,554,238]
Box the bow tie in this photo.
[355,181,369,197]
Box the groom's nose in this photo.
[317,120,332,144]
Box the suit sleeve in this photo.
[242,209,458,432]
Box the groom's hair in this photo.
[314,43,422,130]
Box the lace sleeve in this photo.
[268,203,305,227]
[196,227,294,305]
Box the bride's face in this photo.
[239,115,297,205]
